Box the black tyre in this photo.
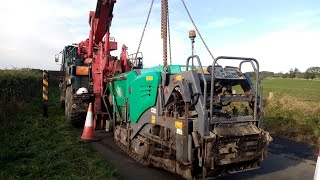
[60,100,65,109]
[65,86,85,127]
[65,86,73,124]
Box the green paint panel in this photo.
[128,71,161,123]
[109,71,137,118]
[109,65,194,123]
[109,69,161,123]
[140,65,184,74]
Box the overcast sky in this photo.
[0,0,320,72]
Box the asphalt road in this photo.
[91,132,317,180]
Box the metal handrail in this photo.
[186,55,207,105]
[128,52,143,60]
[239,60,263,120]
[210,56,260,126]
[128,52,144,68]
[239,60,257,72]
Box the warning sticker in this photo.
[175,121,183,129]
[151,108,157,114]
[151,115,156,124]
[146,76,153,81]
[176,128,183,135]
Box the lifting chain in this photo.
[136,0,212,68]
[180,0,216,62]
[161,0,169,70]
[167,5,172,65]
[135,0,155,61]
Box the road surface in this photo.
[91,132,317,180]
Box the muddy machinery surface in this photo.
[57,0,272,179]
[106,0,271,179]
[108,55,271,179]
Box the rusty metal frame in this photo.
[209,56,261,126]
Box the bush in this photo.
[0,69,42,123]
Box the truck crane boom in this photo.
[58,0,138,128]
[79,0,117,60]
[92,0,115,45]
[83,0,134,129]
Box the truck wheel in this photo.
[65,86,73,124]
[65,86,83,126]
[60,99,65,109]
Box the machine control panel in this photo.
[211,66,245,79]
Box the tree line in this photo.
[248,67,320,79]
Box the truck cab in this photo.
[55,45,91,125]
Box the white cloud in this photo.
[200,11,320,73]
[0,0,187,70]
[0,0,319,75]
[205,28,320,73]
[109,0,191,68]
[209,17,244,29]
[111,22,190,68]
[295,9,320,17]
[0,0,96,69]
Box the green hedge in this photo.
[0,69,42,122]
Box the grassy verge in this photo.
[263,79,320,145]
[0,86,119,179]
[264,94,320,145]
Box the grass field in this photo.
[0,70,319,178]
[263,78,320,103]
[0,71,119,179]
[263,78,320,144]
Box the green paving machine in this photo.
[108,55,272,179]
[105,0,272,179]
